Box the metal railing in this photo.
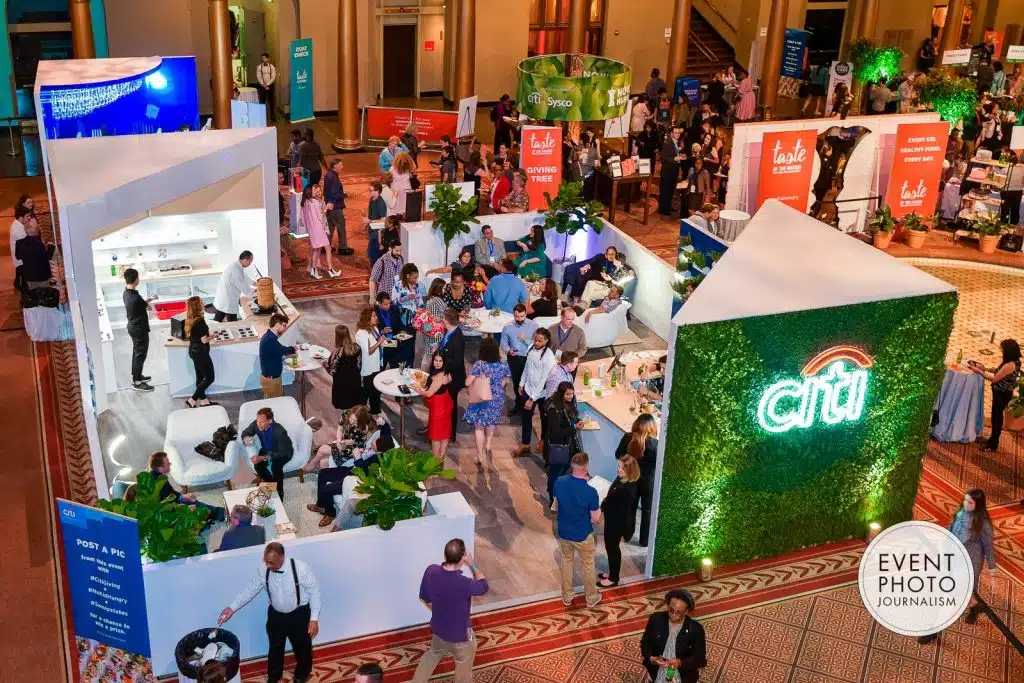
[689,31,718,63]
[693,0,737,36]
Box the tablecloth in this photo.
[237,86,259,103]
[931,368,985,443]
[718,209,751,242]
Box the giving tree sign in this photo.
[757,129,818,211]
[516,54,632,122]
[521,126,563,210]
[885,122,949,219]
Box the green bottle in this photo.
[610,370,618,388]
[583,369,591,386]
[665,666,677,681]
[956,348,964,364]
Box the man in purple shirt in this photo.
[410,538,489,683]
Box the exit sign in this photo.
[424,40,435,51]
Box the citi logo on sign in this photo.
[900,179,927,202]
[757,346,873,433]
[528,92,542,104]
[772,138,807,165]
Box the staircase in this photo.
[686,7,736,82]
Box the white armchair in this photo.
[163,405,238,492]
[533,300,632,351]
[237,396,314,481]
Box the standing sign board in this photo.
[781,29,809,78]
[941,49,971,66]
[825,62,853,114]
[456,95,478,138]
[885,122,949,219]
[520,126,563,211]
[58,499,153,681]
[289,38,315,123]
[757,129,818,211]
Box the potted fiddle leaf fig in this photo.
[972,214,1005,254]
[1005,372,1024,432]
[543,181,605,265]
[868,205,896,249]
[900,212,932,249]
[97,471,209,563]
[353,447,456,531]
[430,182,480,266]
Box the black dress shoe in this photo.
[917,633,939,645]
[338,247,355,256]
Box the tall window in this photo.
[528,0,603,57]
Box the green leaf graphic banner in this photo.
[517,54,632,122]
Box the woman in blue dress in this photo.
[463,337,510,469]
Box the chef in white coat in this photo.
[213,250,255,322]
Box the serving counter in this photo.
[573,349,665,482]
[165,282,301,398]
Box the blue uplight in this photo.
[145,71,168,90]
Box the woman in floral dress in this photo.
[463,338,510,469]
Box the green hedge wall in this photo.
[652,292,958,576]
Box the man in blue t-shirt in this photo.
[259,313,297,398]
[483,258,528,313]
[553,451,602,608]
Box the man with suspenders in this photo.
[219,542,321,683]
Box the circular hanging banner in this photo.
[516,54,632,122]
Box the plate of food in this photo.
[395,332,413,341]
[410,369,428,384]
[462,316,481,329]
[381,339,398,348]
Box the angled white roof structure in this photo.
[674,200,956,327]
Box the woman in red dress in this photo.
[415,351,453,461]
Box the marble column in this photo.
[666,0,692,86]
[760,0,789,119]
[857,0,879,40]
[334,0,362,151]
[939,0,967,55]
[566,0,588,55]
[70,0,96,59]
[453,0,476,105]
[209,0,233,130]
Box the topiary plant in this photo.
[542,181,605,263]
[97,471,209,563]
[430,182,480,265]
[354,447,457,530]
[916,67,978,123]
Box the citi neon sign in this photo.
[757,346,873,433]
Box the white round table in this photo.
[289,345,329,416]
[237,86,259,103]
[717,209,751,242]
[465,308,514,335]
[373,368,428,447]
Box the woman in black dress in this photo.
[598,455,640,588]
[184,296,216,408]
[324,324,364,411]
[616,413,659,546]
[527,278,560,319]
[545,381,581,506]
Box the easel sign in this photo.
[456,95,478,139]
[603,99,631,139]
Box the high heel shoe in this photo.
[309,268,322,280]
[328,269,341,278]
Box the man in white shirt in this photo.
[213,250,255,322]
[219,542,320,683]
[256,52,278,122]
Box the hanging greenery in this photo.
[916,67,979,123]
[849,38,905,83]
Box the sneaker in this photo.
[133,381,154,392]
[139,375,152,381]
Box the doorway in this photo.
[382,24,416,99]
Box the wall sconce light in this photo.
[699,558,713,582]
[866,522,881,543]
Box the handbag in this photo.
[467,374,493,404]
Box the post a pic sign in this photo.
[885,122,949,219]
[517,54,632,121]
[58,499,153,680]
[520,125,563,210]
[757,129,818,211]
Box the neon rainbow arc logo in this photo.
[757,346,873,433]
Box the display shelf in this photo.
[94,266,223,287]
[92,244,220,267]
[92,227,219,251]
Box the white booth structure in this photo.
[46,128,282,494]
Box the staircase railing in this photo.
[689,31,718,63]
[693,0,737,36]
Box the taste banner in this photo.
[885,122,948,219]
[757,129,818,211]
[58,499,153,682]
[520,125,563,211]
[364,107,458,144]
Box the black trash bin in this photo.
[174,628,241,681]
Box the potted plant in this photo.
[868,205,896,249]
[542,181,605,267]
[1005,373,1024,431]
[430,182,480,266]
[900,212,932,249]
[915,67,979,123]
[972,214,1005,254]
[97,471,209,563]
[353,447,457,530]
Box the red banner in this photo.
[757,129,818,212]
[885,122,948,219]
[520,126,563,211]
[365,107,458,144]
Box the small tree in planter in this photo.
[868,205,897,249]
[972,214,1006,254]
[1006,373,1024,431]
[430,182,480,266]
[354,447,457,530]
[916,67,978,124]
[542,181,605,265]
[97,471,209,563]
[900,212,933,249]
